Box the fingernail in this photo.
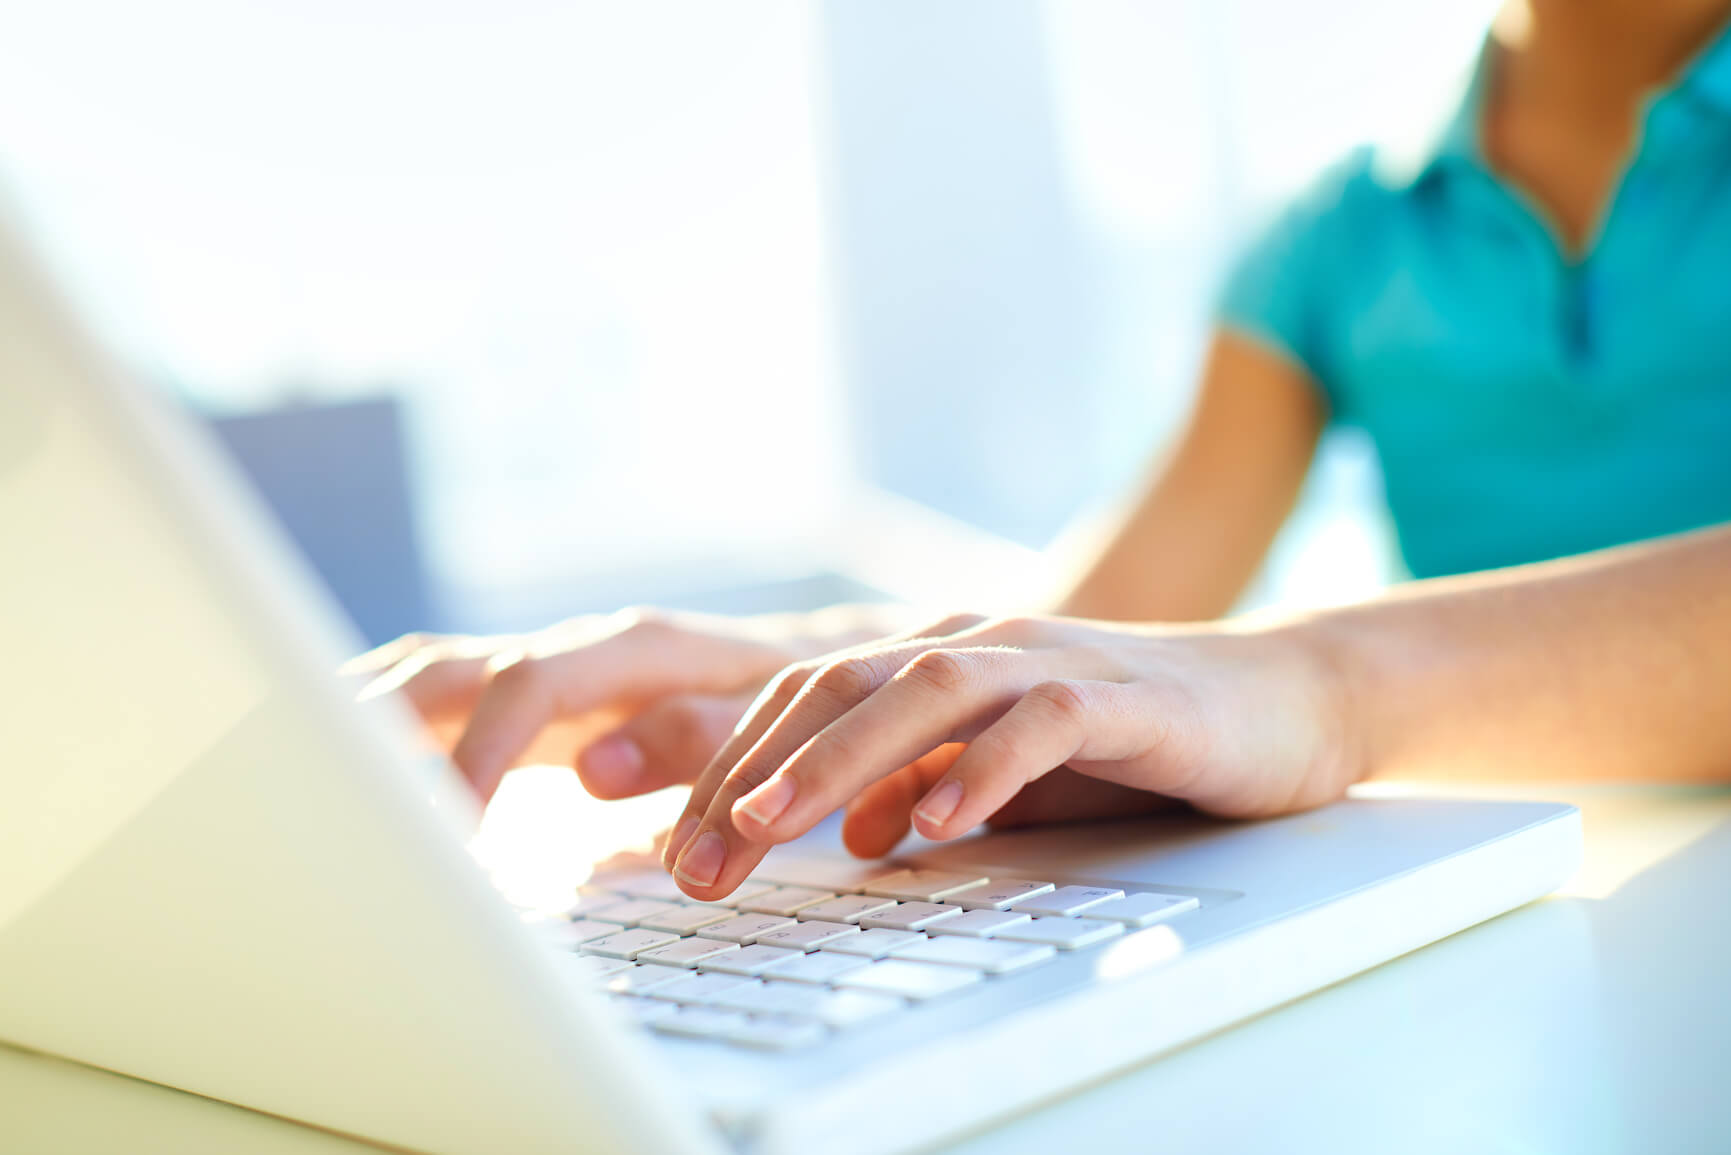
[737,775,796,829]
[914,780,964,827]
[580,735,643,791]
[664,815,699,867]
[674,830,726,888]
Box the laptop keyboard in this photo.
[534,861,1200,1053]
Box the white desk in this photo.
[4,784,1728,1154]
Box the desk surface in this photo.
[4,782,1728,1155]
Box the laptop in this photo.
[0,201,1581,1155]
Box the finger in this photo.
[361,649,491,717]
[909,680,1176,840]
[452,623,786,804]
[840,747,960,858]
[672,647,1050,899]
[660,661,821,875]
[983,768,1176,829]
[844,758,1173,851]
[730,646,1081,844]
[666,644,950,894]
[339,632,447,677]
[709,619,997,822]
[658,616,989,877]
[577,692,753,800]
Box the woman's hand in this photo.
[345,606,902,804]
[661,613,1360,899]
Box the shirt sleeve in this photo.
[1213,153,1370,417]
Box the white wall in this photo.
[0,0,1499,622]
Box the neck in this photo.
[1496,0,1731,103]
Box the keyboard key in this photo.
[555,892,633,920]
[579,928,682,960]
[706,880,780,908]
[651,1007,751,1039]
[533,918,620,949]
[924,910,1033,938]
[752,858,903,894]
[699,944,807,976]
[637,903,735,934]
[650,973,756,1006]
[795,895,901,924]
[994,916,1123,950]
[946,878,1056,910]
[806,988,905,1028]
[737,886,836,916]
[613,994,678,1023]
[709,980,800,1014]
[593,869,687,902]
[606,963,692,994]
[749,920,861,951]
[859,902,964,932]
[891,936,1056,975]
[835,959,984,1001]
[585,899,685,927]
[761,950,870,985]
[726,1017,828,1051]
[714,981,905,1028]
[634,938,741,969]
[822,928,925,959]
[550,953,633,981]
[864,869,990,903]
[697,914,798,943]
[1084,891,1200,927]
[713,981,824,1017]
[1009,886,1124,917]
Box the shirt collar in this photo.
[1369,40,1491,190]
[1677,17,1731,116]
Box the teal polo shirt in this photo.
[1217,26,1731,579]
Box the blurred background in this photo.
[0,0,1498,645]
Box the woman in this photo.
[352,0,1731,894]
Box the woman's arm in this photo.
[1317,521,1731,785]
[1054,328,1325,622]
[662,524,1731,897]
[359,326,1323,803]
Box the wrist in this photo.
[1267,610,1375,790]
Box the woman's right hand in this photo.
[344,606,899,805]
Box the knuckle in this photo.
[807,656,877,703]
[1027,679,1090,723]
[901,648,973,694]
[721,759,776,801]
[922,611,987,636]
[805,725,867,773]
[487,653,543,693]
[394,651,446,690]
[612,604,670,635]
[768,661,820,703]
[977,615,1040,645]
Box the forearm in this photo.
[1051,330,1324,623]
[1053,463,1296,623]
[1299,524,1731,784]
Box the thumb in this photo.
[840,745,964,858]
[577,692,755,800]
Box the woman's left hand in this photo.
[660,612,1360,899]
